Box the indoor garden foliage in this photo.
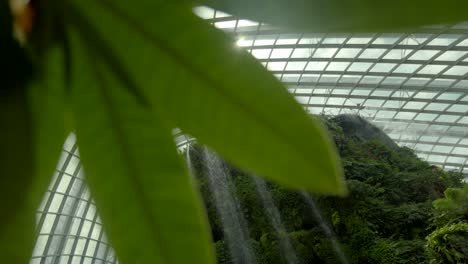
[187,115,467,264]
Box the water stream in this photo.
[253,176,299,264]
[301,192,349,264]
[186,145,194,178]
[203,147,257,264]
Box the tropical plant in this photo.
[432,184,468,227]
[426,223,468,263]
[1,0,467,263]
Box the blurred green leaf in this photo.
[68,31,215,264]
[0,71,34,263]
[69,0,346,195]
[0,42,66,263]
[1,3,66,262]
[197,0,468,31]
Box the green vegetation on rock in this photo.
[188,115,465,264]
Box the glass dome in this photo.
[31,7,467,264]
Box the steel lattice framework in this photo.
[30,7,467,264]
[197,7,468,174]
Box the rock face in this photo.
[333,114,399,149]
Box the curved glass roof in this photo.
[196,6,468,174]
[31,7,467,264]
[31,136,113,264]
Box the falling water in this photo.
[301,192,349,264]
[203,147,257,264]
[186,145,194,177]
[253,176,299,264]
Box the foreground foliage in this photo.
[3,0,347,262]
[427,223,468,263]
[188,116,465,264]
[427,185,468,263]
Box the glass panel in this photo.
[299,34,323,44]
[443,66,468,76]
[327,98,346,105]
[364,99,384,107]
[400,35,428,45]
[437,92,462,100]
[291,48,312,58]
[254,36,276,46]
[405,77,430,86]
[348,62,373,72]
[281,74,300,82]
[251,49,271,59]
[458,116,468,124]
[361,76,383,84]
[435,51,467,61]
[418,65,447,74]
[416,113,437,121]
[395,112,417,119]
[285,62,307,71]
[452,147,468,155]
[326,62,350,71]
[335,48,361,58]
[352,89,372,96]
[322,37,347,44]
[382,77,406,85]
[306,62,328,71]
[295,96,310,104]
[372,34,400,44]
[393,64,421,73]
[448,104,468,113]
[347,36,373,44]
[270,48,293,58]
[371,89,392,96]
[384,49,410,59]
[429,34,460,46]
[376,110,396,118]
[276,37,299,45]
[370,63,396,72]
[313,48,338,58]
[415,91,438,99]
[409,50,439,60]
[425,103,449,111]
[332,89,350,95]
[404,101,427,109]
[359,48,386,59]
[267,62,286,71]
[427,79,455,87]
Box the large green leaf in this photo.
[0,3,66,261]
[0,47,66,263]
[68,0,346,195]
[69,31,215,264]
[0,3,35,261]
[0,73,34,263]
[197,0,468,31]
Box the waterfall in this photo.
[186,144,194,177]
[203,147,257,264]
[253,176,299,264]
[301,192,349,264]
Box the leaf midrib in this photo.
[84,42,171,263]
[93,0,329,176]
